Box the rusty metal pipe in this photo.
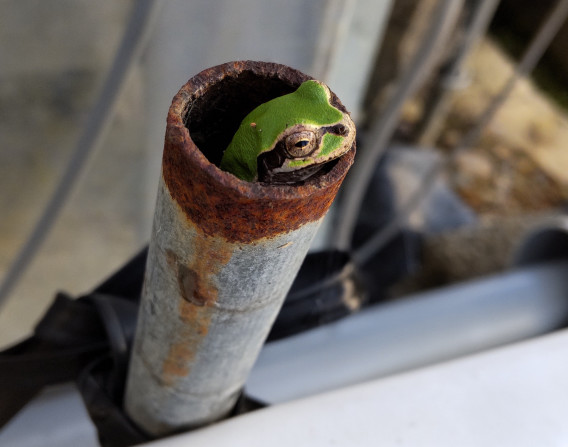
[124,61,355,436]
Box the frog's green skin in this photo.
[219,80,355,184]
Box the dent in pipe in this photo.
[161,234,233,385]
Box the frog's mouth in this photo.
[258,161,328,184]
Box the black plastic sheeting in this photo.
[0,146,477,445]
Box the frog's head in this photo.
[257,118,354,183]
[220,80,355,184]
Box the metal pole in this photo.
[333,0,463,250]
[124,61,355,436]
[417,0,501,146]
[456,0,568,153]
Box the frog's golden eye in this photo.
[285,131,318,158]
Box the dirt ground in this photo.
[393,37,568,294]
[437,38,568,214]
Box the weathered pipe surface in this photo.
[124,61,355,436]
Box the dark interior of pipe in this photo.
[185,71,298,167]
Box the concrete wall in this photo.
[0,0,391,346]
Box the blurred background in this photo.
[1,0,567,347]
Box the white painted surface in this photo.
[148,328,568,446]
[247,262,568,403]
[0,385,99,447]
[4,313,568,446]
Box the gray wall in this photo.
[0,0,391,345]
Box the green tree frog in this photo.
[220,80,355,184]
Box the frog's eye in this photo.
[285,131,318,158]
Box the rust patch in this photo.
[162,302,213,383]
[162,236,232,384]
[162,61,355,244]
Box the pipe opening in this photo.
[182,66,348,182]
[162,62,356,244]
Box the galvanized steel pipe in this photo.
[124,61,355,435]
